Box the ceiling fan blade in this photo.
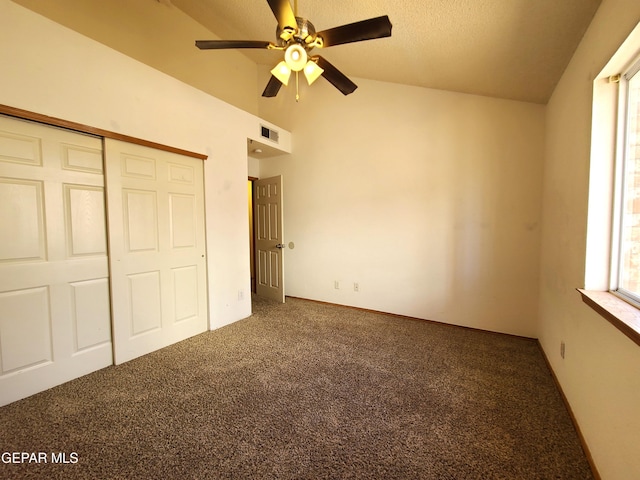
[266,0,297,31]
[196,40,274,50]
[316,15,392,48]
[314,56,358,95]
[262,75,284,97]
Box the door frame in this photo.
[0,104,207,161]
[249,176,258,294]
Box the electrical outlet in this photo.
[354,282,359,292]
[334,281,340,289]
[560,341,565,359]
[238,290,244,301]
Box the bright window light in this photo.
[613,59,640,305]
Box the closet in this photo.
[0,114,207,406]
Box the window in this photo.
[612,59,640,306]
[580,22,640,347]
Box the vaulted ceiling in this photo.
[172,0,601,104]
[12,0,601,105]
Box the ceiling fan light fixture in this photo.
[303,60,324,85]
[196,2,392,99]
[284,44,308,71]
[271,61,292,86]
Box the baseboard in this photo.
[536,341,601,480]
[286,296,537,341]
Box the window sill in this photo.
[577,289,640,347]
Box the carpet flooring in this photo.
[0,296,593,479]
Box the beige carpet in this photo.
[0,296,593,479]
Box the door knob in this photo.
[275,243,285,249]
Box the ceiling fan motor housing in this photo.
[277,17,316,49]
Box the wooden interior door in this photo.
[105,139,208,364]
[0,115,112,406]
[254,175,285,302]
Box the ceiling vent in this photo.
[260,125,279,143]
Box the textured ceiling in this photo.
[171,0,601,104]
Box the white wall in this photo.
[0,0,290,329]
[247,156,260,179]
[258,75,545,337]
[539,0,640,478]
[11,0,261,115]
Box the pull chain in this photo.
[295,71,300,102]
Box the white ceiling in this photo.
[171,0,601,104]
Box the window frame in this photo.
[580,21,640,348]
[610,57,640,308]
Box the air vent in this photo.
[260,125,279,143]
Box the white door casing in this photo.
[254,175,285,302]
[0,115,112,406]
[105,139,208,364]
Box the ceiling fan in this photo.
[195,0,392,98]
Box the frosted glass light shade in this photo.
[303,61,324,85]
[271,61,291,85]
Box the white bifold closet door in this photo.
[104,139,208,365]
[0,116,208,406]
[0,116,112,406]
